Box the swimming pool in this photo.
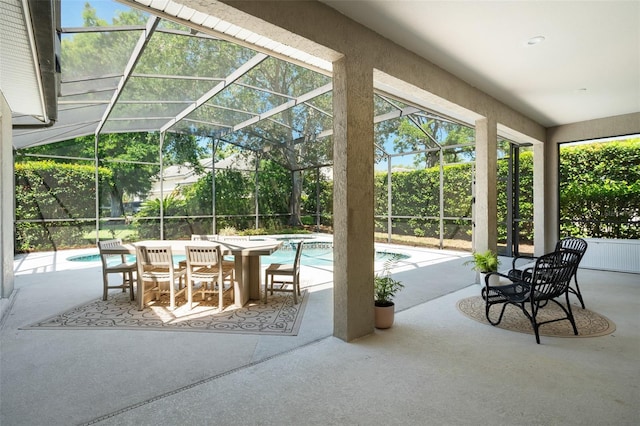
[67,240,409,267]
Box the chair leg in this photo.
[530,303,542,344]
[570,275,586,309]
[102,277,109,301]
[263,271,269,304]
[137,280,145,311]
[563,293,579,336]
[218,280,224,312]
[169,282,175,310]
[532,323,541,344]
[292,278,298,305]
[485,302,508,326]
[127,271,135,301]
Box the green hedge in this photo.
[375,163,473,239]
[14,140,639,252]
[559,140,640,238]
[15,161,112,251]
[374,140,639,242]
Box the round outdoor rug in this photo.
[457,296,616,338]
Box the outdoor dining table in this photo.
[101,239,283,309]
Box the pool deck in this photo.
[2,241,639,425]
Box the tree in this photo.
[220,59,333,226]
[375,114,475,168]
[22,131,203,217]
[36,4,211,216]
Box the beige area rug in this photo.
[24,290,308,336]
[457,296,616,338]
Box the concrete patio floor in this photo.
[1,244,638,425]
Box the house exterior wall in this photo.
[1,92,15,314]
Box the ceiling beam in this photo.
[94,15,161,137]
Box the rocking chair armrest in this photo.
[512,255,537,270]
[484,271,513,287]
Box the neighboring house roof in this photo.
[148,154,255,198]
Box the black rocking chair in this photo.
[482,249,581,344]
[509,237,588,308]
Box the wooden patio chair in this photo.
[264,240,304,304]
[483,249,581,344]
[98,239,136,301]
[135,245,187,310]
[179,234,235,279]
[184,245,234,310]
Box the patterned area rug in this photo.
[24,290,308,336]
[457,296,615,338]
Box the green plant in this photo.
[463,250,500,273]
[219,226,238,236]
[374,255,405,307]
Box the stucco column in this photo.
[533,142,553,256]
[474,117,497,253]
[0,93,14,302]
[332,55,374,341]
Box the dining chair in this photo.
[178,235,217,268]
[184,245,234,310]
[135,245,187,310]
[98,239,136,301]
[264,240,304,304]
[180,234,235,279]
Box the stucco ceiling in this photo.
[321,0,640,128]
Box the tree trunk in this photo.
[288,170,303,226]
[109,187,123,218]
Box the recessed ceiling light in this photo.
[527,36,546,45]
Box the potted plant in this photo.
[374,257,404,329]
[463,250,500,286]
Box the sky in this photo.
[61,0,131,27]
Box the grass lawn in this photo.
[83,228,138,242]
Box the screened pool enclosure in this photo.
[13,1,531,254]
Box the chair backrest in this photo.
[293,241,305,272]
[218,236,250,241]
[135,245,174,271]
[191,234,218,241]
[98,238,125,266]
[555,237,587,279]
[98,238,123,250]
[528,249,581,300]
[556,237,587,261]
[185,245,223,269]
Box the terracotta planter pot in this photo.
[374,303,395,329]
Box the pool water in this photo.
[68,241,409,267]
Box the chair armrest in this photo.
[512,255,537,270]
[484,271,513,287]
